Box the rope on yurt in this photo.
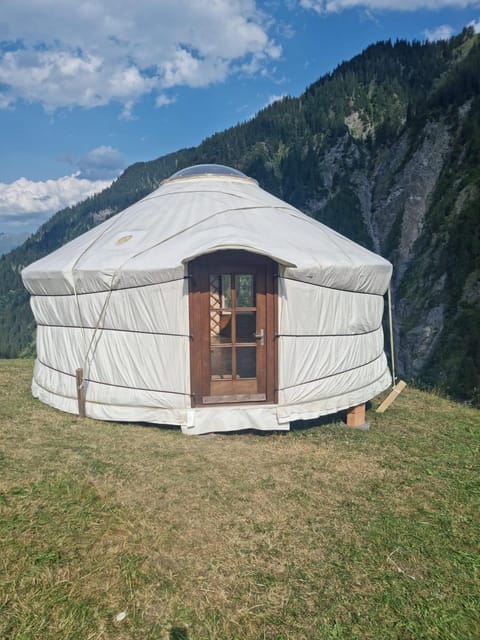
[81,280,118,381]
[387,283,396,387]
[66,214,123,390]
[72,277,88,357]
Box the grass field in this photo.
[0,359,479,639]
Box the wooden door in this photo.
[189,251,276,406]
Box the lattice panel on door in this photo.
[209,274,221,336]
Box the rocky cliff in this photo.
[306,100,479,402]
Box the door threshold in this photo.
[202,393,267,404]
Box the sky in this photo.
[0,0,479,235]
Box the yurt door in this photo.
[189,251,276,406]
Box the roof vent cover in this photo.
[167,164,248,181]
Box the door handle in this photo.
[254,329,264,346]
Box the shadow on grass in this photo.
[102,400,373,438]
[290,400,372,431]
[170,627,189,639]
[290,411,344,432]
[197,411,348,438]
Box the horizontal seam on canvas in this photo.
[33,377,190,411]
[276,325,382,338]
[277,351,385,391]
[278,275,385,297]
[27,275,187,298]
[36,324,190,338]
[277,367,390,406]
[36,358,191,397]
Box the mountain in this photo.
[0,28,479,404]
[0,232,30,257]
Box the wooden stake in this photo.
[76,368,86,418]
[376,380,407,414]
[346,403,366,428]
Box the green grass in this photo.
[0,359,479,639]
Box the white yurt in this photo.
[22,164,392,435]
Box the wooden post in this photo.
[75,368,86,418]
[376,380,407,414]
[346,403,366,428]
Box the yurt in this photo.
[22,164,392,435]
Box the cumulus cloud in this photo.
[0,174,112,230]
[73,146,126,180]
[424,24,455,40]
[155,94,176,108]
[0,0,280,114]
[300,0,480,12]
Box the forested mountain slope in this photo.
[0,232,29,257]
[1,28,479,404]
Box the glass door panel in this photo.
[211,348,232,380]
[209,274,233,382]
[210,309,232,344]
[188,251,275,406]
[209,270,259,396]
[236,346,256,379]
[236,311,256,343]
[235,274,255,307]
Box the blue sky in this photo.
[0,0,479,234]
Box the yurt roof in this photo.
[22,164,392,297]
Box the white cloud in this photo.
[300,0,480,12]
[74,146,126,180]
[468,17,480,32]
[155,94,176,108]
[0,0,280,114]
[0,174,112,227]
[424,24,455,41]
[267,94,287,105]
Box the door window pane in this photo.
[209,273,231,309]
[209,274,221,309]
[236,311,256,343]
[236,346,256,378]
[221,274,232,308]
[210,310,232,344]
[211,348,232,379]
[235,274,254,307]
[210,273,232,344]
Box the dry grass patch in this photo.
[1,359,479,639]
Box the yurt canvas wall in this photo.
[22,164,392,435]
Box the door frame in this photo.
[188,250,277,407]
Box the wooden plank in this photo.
[265,260,277,404]
[346,403,366,428]
[376,380,407,414]
[75,368,86,418]
[203,393,266,404]
[187,264,199,407]
[188,262,210,407]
